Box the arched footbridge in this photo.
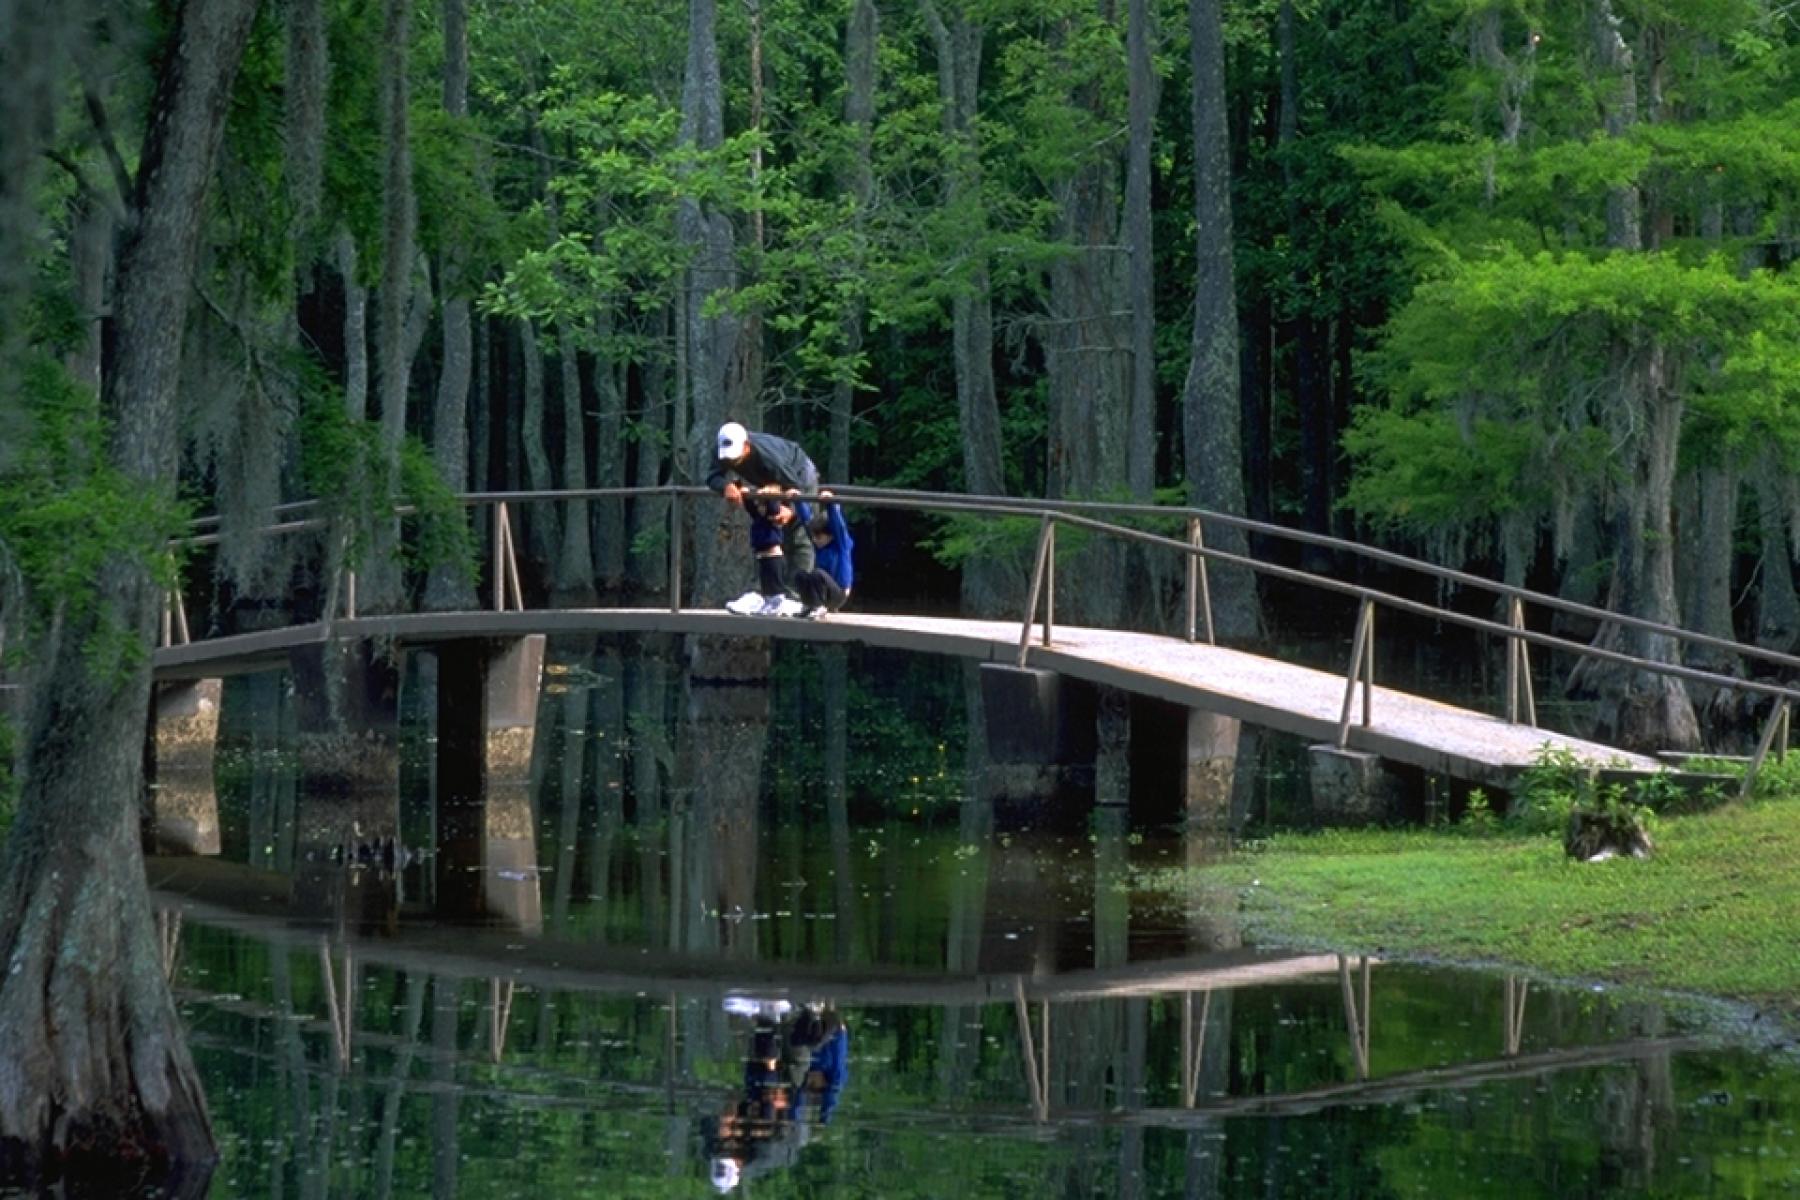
[153,485,1800,795]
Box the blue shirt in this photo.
[812,505,854,592]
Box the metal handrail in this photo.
[185,482,1800,682]
[168,482,1800,783]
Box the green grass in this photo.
[1146,795,1800,1020]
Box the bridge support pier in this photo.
[434,635,546,929]
[1308,745,1402,824]
[289,640,403,795]
[144,678,222,855]
[1126,697,1241,826]
[978,664,1096,825]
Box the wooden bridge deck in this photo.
[152,607,1661,787]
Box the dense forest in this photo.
[3,0,1800,1178]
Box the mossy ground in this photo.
[1147,793,1800,1022]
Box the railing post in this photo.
[491,502,505,611]
[1042,522,1055,648]
[1505,596,1537,728]
[1362,602,1374,728]
[1180,518,1209,647]
[1337,598,1374,748]
[1741,698,1790,800]
[160,598,173,649]
[344,568,357,621]
[668,490,683,614]
[1015,515,1056,669]
[171,587,190,646]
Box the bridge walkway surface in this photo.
[152,606,1660,788]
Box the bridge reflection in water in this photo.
[138,636,1751,1197]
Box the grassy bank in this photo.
[1147,790,1800,1022]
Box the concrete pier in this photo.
[978,663,1097,823]
[145,678,223,855]
[1308,745,1402,824]
[1127,696,1242,826]
[288,640,402,796]
[434,636,547,929]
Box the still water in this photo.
[148,637,1800,1197]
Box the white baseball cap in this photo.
[717,422,749,460]
[710,1156,742,1191]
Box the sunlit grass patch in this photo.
[1144,794,1800,1016]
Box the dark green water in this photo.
[150,637,1800,1197]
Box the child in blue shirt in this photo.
[795,492,854,621]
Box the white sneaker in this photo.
[724,590,764,615]
[799,605,828,621]
[763,595,804,617]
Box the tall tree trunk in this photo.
[1239,294,1273,527]
[1681,464,1738,669]
[1276,1,1332,561]
[553,329,596,605]
[365,0,415,613]
[591,313,626,591]
[425,0,476,611]
[676,0,743,607]
[921,1,1009,615]
[1183,0,1258,641]
[519,319,557,577]
[831,0,878,485]
[338,231,369,421]
[1045,12,1129,626]
[284,0,328,245]
[1567,0,1697,751]
[730,0,766,423]
[1754,457,1799,651]
[629,306,672,596]
[0,0,261,1178]
[1125,0,1157,502]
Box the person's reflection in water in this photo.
[703,1000,850,1192]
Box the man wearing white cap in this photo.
[708,422,822,616]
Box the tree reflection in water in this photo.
[139,635,1800,1197]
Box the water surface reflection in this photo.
[148,637,1800,1197]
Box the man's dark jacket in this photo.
[705,430,820,495]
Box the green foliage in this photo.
[296,395,474,582]
[1460,787,1498,834]
[0,354,186,682]
[1511,745,1678,838]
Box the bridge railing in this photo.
[175,483,1800,791]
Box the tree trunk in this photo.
[519,319,557,576]
[362,0,416,614]
[1566,0,1698,751]
[921,1,1010,615]
[1125,0,1157,502]
[831,0,878,485]
[1239,294,1273,527]
[553,328,596,605]
[284,0,328,245]
[1681,464,1738,669]
[677,0,743,608]
[629,305,672,596]
[338,230,369,421]
[591,316,626,592]
[0,0,261,1179]
[1045,12,1128,626]
[1183,0,1258,641]
[425,0,476,612]
[375,0,415,461]
[1754,457,1799,651]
